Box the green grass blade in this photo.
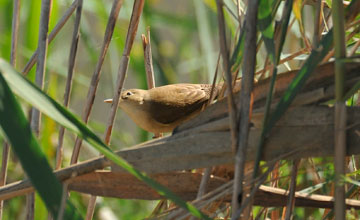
[0,73,82,219]
[258,0,276,63]
[0,59,211,220]
[265,0,359,134]
[275,0,293,63]
[298,181,329,194]
[230,0,280,71]
[265,29,333,135]
[253,0,293,177]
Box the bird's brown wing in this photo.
[147,84,217,124]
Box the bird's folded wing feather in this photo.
[147,84,214,124]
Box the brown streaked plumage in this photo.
[105,84,219,133]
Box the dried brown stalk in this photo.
[70,0,124,164]
[85,0,145,219]
[22,0,79,75]
[255,48,308,76]
[284,159,300,220]
[333,0,347,218]
[142,28,156,90]
[103,0,145,144]
[188,168,212,220]
[230,162,274,220]
[216,0,238,154]
[142,27,161,138]
[54,1,83,218]
[231,0,258,219]
[27,0,52,219]
[56,0,83,170]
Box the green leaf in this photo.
[265,29,333,134]
[276,0,294,63]
[230,28,245,72]
[0,71,82,219]
[258,0,276,63]
[343,176,360,187]
[253,0,293,177]
[298,181,328,194]
[231,0,281,71]
[0,59,211,220]
[292,0,303,34]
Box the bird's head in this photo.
[104,89,148,106]
[120,89,147,105]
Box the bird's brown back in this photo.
[145,84,218,124]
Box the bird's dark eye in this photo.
[126,91,132,96]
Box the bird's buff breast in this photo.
[119,101,175,133]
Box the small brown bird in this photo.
[105,84,218,133]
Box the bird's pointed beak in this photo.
[104,99,113,103]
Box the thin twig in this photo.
[175,162,275,220]
[105,5,140,142]
[28,0,52,219]
[332,0,347,219]
[142,27,161,138]
[257,55,269,80]
[223,2,238,22]
[189,168,212,220]
[255,48,308,76]
[103,0,144,148]
[297,1,312,50]
[142,28,156,90]
[321,2,330,32]
[187,54,222,220]
[216,0,237,153]
[64,0,125,218]
[168,181,234,219]
[284,159,300,220]
[196,168,212,199]
[85,1,145,219]
[174,162,276,220]
[0,0,21,218]
[233,162,275,219]
[70,0,123,165]
[208,54,220,104]
[231,0,258,219]
[85,196,97,220]
[56,0,83,170]
[49,2,83,217]
[22,0,79,75]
